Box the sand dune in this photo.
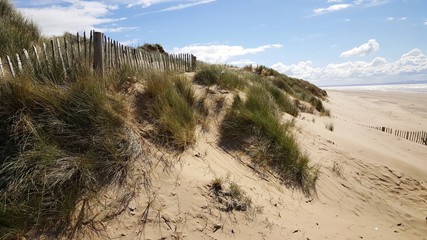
[92,89,427,240]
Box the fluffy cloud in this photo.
[171,44,282,63]
[272,49,427,85]
[19,0,125,36]
[313,4,352,15]
[340,39,379,58]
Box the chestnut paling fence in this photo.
[362,125,427,146]
[0,31,197,80]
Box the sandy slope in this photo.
[92,89,427,240]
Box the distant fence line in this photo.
[362,125,427,146]
[0,31,197,80]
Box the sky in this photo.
[12,0,427,86]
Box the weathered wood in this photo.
[84,31,87,64]
[16,54,23,73]
[70,34,75,65]
[32,46,40,66]
[6,55,16,78]
[50,39,56,64]
[93,31,104,78]
[89,30,93,67]
[191,54,197,71]
[0,57,5,78]
[57,38,67,79]
[23,49,33,70]
[63,38,70,69]
[77,32,81,61]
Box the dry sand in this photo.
[92,89,427,240]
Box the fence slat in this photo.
[57,38,67,79]
[0,57,4,78]
[16,54,23,73]
[32,46,40,67]
[6,55,16,78]
[77,32,81,62]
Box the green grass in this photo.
[0,72,141,239]
[220,83,318,193]
[194,65,245,90]
[0,0,41,56]
[137,72,206,150]
[259,79,299,117]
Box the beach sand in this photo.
[93,90,427,240]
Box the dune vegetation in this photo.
[0,1,329,238]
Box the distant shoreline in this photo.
[322,82,427,94]
[319,80,427,88]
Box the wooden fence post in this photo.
[93,31,104,79]
[191,55,197,71]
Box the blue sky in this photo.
[13,0,427,86]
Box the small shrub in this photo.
[210,177,223,194]
[325,123,334,132]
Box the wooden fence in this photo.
[0,31,197,80]
[363,125,427,146]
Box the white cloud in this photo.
[354,0,389,6]
[97,27,139,33]
[271,49,427,85]
[340,39,380,58]
[387,16,407,21]
[424,21,427,25]
[171,44,282,63]
[120,0,216,9]
[158,0,215,12]
[19,0,123,36]
[313,4,352,15]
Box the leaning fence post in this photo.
[93,31,104,79]
[6,55,16,78]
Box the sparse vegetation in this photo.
[194,65,245,90]
[325,122,334,132]
[0,0,41,56]
[137,72,207,150]
[220,82,318,193]
[210,179,252,212]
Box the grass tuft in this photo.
[0,72,141,238]
[137,72,206,150]
[0,0,41,56]
[220,83,317,193]
[194,65,245,90]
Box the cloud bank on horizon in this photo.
[13,0,427,86]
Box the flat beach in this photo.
[101,89,427,240]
